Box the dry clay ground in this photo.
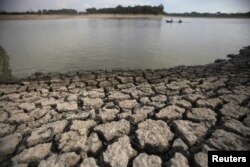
[0,46,250,167]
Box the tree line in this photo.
[0,5,165,15]
[0,9,78,15]
[166,11,250,18]
[86,5,165,15]
[1,6,250,17]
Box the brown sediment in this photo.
[0,46,250,166]
[0,46,12,81]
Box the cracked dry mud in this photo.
[0,46,250,167]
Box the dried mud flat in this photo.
[0,46,250,167]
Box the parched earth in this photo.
[0,46,250,167]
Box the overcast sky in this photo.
[0,0,250,13]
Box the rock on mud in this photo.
[167,153,189,167]
[0,133,22,160]
[206,129,250,150]
[136,119,174,153]
[103,136,137,167]
[38,152,80,167]
[133,153,162,167]
[94,119,130,141]
[173,120,208,146]
[12,143,52,164]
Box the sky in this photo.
[0,0,250,13]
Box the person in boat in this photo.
[178,19,182,23]
[171,18,173,22]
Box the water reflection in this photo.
[0,18,249,78]
[0,45,12,81]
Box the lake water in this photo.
[0,17,250,78]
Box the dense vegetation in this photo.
[0,9,78,15]
[0,5,165,15]
[167,11,250,18]
[0,5,250,18]
[86,5,165,15]
[40,9,78,14]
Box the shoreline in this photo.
[1,14,249,21]
[0,46,250,166]
[0,14,165,20]
[1,46,249,83]
[166,15,250,19]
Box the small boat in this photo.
[178,19,183,23]
[165,19,183,23]
[165,20,173,23]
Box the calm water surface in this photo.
[0,17,250,78]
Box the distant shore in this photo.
[1,14,249,21]
[0,14,166,20]
[167,15,250,19]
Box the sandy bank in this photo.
[0,14,166,20]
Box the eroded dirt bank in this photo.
[0,46,250,167]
